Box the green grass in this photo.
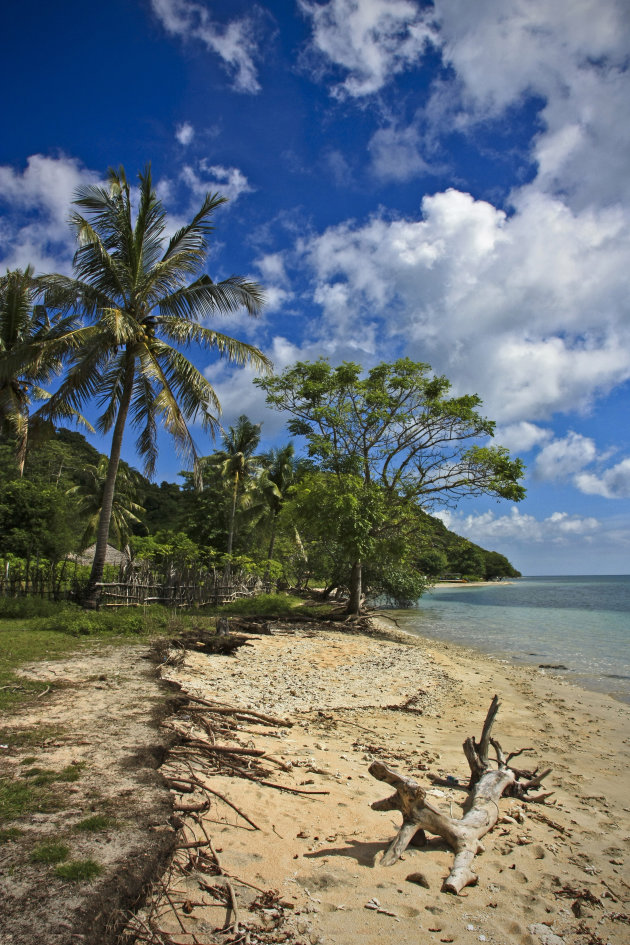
[0,777,52,820]
[0,623,85,711]
[204,592,305,617]
[0,602,180,713]
[0,725,66,748]
[74,814,114,833]
[23,763,84,786]
[55,858,102,882]
[30,840,70,863]
[0,763,85,823]
[0,827,22,842]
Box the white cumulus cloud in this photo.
[575,458,630,499]
[435,506,600,545]
[180,162,253,204]
[151,0,264,94]
[293,186,630,423]
[299,0,436,98]
[493,422,553,455]
[534,433,597,482]
[0,154,99,272]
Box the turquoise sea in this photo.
[392,575,630,704]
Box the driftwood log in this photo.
[370,695,552,894]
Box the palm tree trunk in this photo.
[226,471,239,556]
[263,512,278,590]
[84,356,135,608]
[224,471,239,585]
[346,559,363,615]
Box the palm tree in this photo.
[43,165,270,606]
[258,443,296,585]
[0,267,92,475]
[67,459,145,551]
[207,414,262,561]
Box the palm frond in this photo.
[158,318,272,373]
[159,274,265,320]
[162,191,227,263]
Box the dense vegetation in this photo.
[0,425,520,606]
[1,166,522,612]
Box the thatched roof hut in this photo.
[69,544,129,567]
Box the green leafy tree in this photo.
[449,541,486,580]
[42,165,270,606]
[258,358,525,614]
[0,267,92,474]
[0,479,76,586]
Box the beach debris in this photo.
[369,695,554,894]
[528,922,565,945]
[365,898,399,916]
[406,871,431,888]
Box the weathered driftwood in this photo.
[370,695,552,894]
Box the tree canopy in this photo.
[257,358,525,612]
[40,165,271,604]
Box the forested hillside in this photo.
[0,427,520,604]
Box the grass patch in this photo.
[0,725,66,748]
[0,777,53,820]
[0,602,178,712]
[0,624,87,712]
[204,593,305,617]
[31,604,177,637]
[30,840,70,864]
[0,827,22,842]
[24,763,85,786]
[55,858,102,882]
[73,814,114,833]
[0,598,77,619]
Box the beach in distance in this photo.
[148,603,630,945]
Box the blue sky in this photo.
[1,0,629,575]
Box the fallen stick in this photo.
[180,692,292,727]
[181,737,293,772]
[222,765,330,796]
[167,774,260,830]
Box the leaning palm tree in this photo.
[67,459,145,551]
[43,165,270,606]
[0,267,92,475]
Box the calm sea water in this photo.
[391,576,630,704]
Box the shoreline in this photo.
[148,616,630,945]
[429,580,516,588]
[375,612,630,707]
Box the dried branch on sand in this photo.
[370,694,553,894]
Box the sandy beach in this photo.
[144,619,630,945]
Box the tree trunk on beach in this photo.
[346,559,362,615]
[369,695,553,894]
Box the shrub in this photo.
[33,609,146,636]
[0,598,78,619]
[206,593,303,617]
